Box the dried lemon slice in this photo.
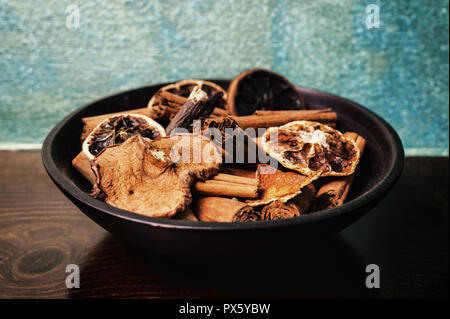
[261,121,360,177]
[82,113,165,160]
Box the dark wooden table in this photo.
[0,152,447,298]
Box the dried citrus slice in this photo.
[246,164,320,206]
[82,113,165,160]
[147,79,228,110]
[227,68,305,116]
[261,121,360,177]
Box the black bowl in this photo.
[42,80,404,259]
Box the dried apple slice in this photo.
[93,135,187,218]
[82,113,165,160]
[261,121,360,177]
[227,68,305,115]
[93,134,221,218]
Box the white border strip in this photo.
[405,148,449,157]
[0,143,448,156]
[0,143,43,150]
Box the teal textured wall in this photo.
[0,0,448,154]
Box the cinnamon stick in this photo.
[158,90,223,119]
[200,116,239,152]
[159,90,187,106]
[157,90,228,117]
[199,91,224,118]
[195,197,260,222]
[260,200,300,220]
[172,207,199,221]
[253,108,334,117]
[200,116,253,168]
[211,107,229,117]
[311,132,366,212]
[205,119,267,168]
[194,179,258,199]
[259,178,319,219]
[165,86,209,135]
[220,167,257,179]
[291,182,319,215]
[212,173,257,186]
[72,151,96,184]
[231,109,337,129]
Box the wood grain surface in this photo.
[0,152,448,298]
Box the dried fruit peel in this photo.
[261,121,360,177]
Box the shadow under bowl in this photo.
[42,80,404,259]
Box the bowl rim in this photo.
[42,81,404,231]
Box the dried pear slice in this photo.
[82,113,165,160]
[227,68,305,116]
[261,121,360,177]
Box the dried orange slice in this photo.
[82,113,165,160]
[147,79,228,110]
[261,121,360,177]
[246,164,320,206]
[227,68,305,115]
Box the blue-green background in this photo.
[0,0,448,155]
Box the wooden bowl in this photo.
[42,80,404,258]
